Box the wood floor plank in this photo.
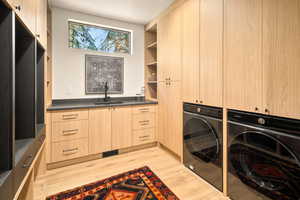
[34,147,228,200]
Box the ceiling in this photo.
[50,0,175,24]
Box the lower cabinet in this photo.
[111,106,133,150]
[89,108,112,155]
[48,105,157,164]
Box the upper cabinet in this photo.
[36,0,47,48]
[6,0,47,49]
[158,5,182,82]
[181,0,200,104]
[7,0,36,33]
[224,0,263,113]
[182,0,223,107]
[199,0,223,107]
[262,0,300,119]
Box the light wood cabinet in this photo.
[158,81,182,157]
[181,0,200,104]
[89,108,112,155]
[111,107,132,150]
[199,0,223,107]
[36,0,47,48]
[7,0,36,34]
[262,0,300,119]
[181,0,223,107]
[224,0,263,113]
[158,5,182,82]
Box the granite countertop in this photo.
[47,97,158,111]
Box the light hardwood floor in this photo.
[34,147,228,200]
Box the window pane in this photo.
[69,21,131,54]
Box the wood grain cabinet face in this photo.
[158,6,182,82]
[158,81,182,157]
[111,107,132,150]
[52,120,88,142]
[88,108,112,155]
[199,0,223,107]
[224,0,263,113]
[36,0,47,48]
[182,0,200,104]
[263,0,300,119]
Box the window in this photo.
[69,21,131,54]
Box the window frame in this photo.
[68,19,133,55]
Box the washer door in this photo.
[184,116,219,163]
[229,131,300,200]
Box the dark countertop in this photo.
[47,97,158,111]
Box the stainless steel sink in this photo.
[94,101,124,105]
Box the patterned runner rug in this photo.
[46,166,180,200]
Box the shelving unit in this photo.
[144,24,158,100]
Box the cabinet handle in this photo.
[196,100,198,103]
[36,34,40,38]
[265,109,269,113]
[62,114,78,120]
[255,107,259,111]
[62,129,79,136]
[63,148,79,155]
[15,5,21,11]
[200,100,203,104]
[139,108,149,112]
[23,154,33,168]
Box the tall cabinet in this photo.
[225,0,300,119]
[182,0,223,107]
[157,5,183,157]
[262,0,300,119]
[224,0,263,113]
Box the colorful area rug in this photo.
[46,166,179,200]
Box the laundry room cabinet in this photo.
[224,0,263,113]
[158,4,182,82]
[182,0,223,107]
[262,0,300,120]
[158,81,182,157]
[225,0,300,119]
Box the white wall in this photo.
[52,7,145,99]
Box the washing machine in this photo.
[228,110,300,200]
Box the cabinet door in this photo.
[224,0,263,113]
[157,82,168,145]
[36,0,47,48]
[158,6,182,82]
[182,0,200,104]
[199,0,223,107]
[23,0,36,33]
[166,81,182,157]
[263,0,300,119]
[111,107,132,150]
[89,108,112,155]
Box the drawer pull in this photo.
[139,135,150,139]
[23,154,33,168]
[62,129,79,135]
[139,120,150,123]
[139,108,150,112]
[63,148,79,155]
[62,114,78,120]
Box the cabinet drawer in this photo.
[133,113,155,130]
[133,128,155,145]
[52,110,89,122]
[132,105,156,115]
[51,139,88,163]
[52,120,88,142]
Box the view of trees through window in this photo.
[69,21,131,54]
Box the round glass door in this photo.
[229,131,300,199]
[184,117,219,163]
